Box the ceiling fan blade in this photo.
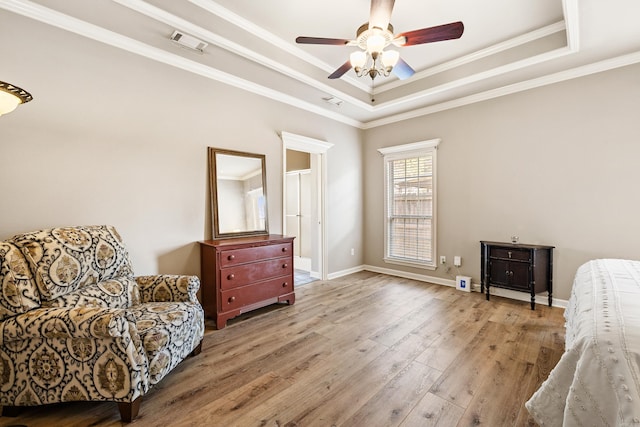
[369,0,395,30]
[328,61,353,79]
[396,21,464,46]
[392,58,415,80]
[296,36,350,45]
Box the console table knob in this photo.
[282,247,287,252]
[227,274,235,280]
[227,255,235,261]
[282,282,288,288]
[228,296,235,303]
[282,264,288,269]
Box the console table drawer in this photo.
[221,276,293,311]
[489,247,530,261]
[220,243,291,267]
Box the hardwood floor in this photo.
[0,271,565,427]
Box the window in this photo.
[378,139,439,269]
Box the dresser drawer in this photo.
[489,247,530,262]
[220,243,291,267]
[221,257,292,289]
[221,276,293,311]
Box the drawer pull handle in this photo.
[227,255,235,261]
[228,296,236,303]
[282,247,287,252]
[282,264,288,269]
[282,282,288,288]
[508,251,512,258]
[227,274,235,280]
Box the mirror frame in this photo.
[209,147,269,239]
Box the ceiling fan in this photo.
[295,0,464,81]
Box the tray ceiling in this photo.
[1,0,640,128]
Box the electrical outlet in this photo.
[453,256,462,267]
[440,255,446,265]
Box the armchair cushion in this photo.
[44,276,140,310]
[0,242,41,321]
[10,225,134,302]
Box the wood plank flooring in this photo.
[0,271,566,427]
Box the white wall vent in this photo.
[170,30,208,53]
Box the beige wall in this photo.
[0,14,363,278]
[3,11,640,301]
[363,62,640,300]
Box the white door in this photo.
[286,170,312,269]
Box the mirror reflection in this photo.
[209,148,268,239]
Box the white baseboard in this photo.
[327,264,568,309]
[327,265,366,280]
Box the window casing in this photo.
[378,139,439,269]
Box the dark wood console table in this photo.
[199,234,295,329]
[480,241,554,310]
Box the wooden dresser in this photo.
[480,241,554,310]
[199,234,295,329]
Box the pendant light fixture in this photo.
[0,81,33,116]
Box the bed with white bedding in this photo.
[526,259,640,426]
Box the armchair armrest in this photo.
[136,275,200,303]
[0,306,136,345]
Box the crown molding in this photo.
[372,46,574,113]
[0,0,364,128]
[188,0,372,93]
[376,21,567,94]
[2,0,638,131]
[115,0,374,111]
[363,49,640,129]
[563,0,580,51]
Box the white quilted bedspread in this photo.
[526,259,640,426]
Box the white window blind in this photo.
[378,139,439,269]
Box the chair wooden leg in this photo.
[190,341,202,357]
[2,405,22,417]
[118,397,142,423]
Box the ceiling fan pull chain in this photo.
[371,79,376,103]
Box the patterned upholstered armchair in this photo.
[0,225,204,422]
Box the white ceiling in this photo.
[2,0,640,128]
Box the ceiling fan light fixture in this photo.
[350,51,367,70]
[366,32,386,54]
[295,1,462,83]
[381,50,400,69]
[0,81,33,117]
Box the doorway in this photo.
[281,132,333,283]
[286,161,314,284]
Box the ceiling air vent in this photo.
[170,30,208,53]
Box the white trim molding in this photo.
[377,138,441,156]
[281,132,334,154]
[356,264,569,309]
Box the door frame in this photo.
[281,132,333,281]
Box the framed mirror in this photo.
[209,147,269,239]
